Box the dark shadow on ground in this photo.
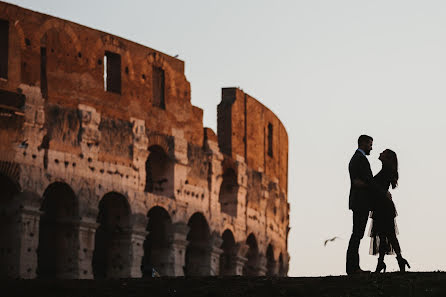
[1,272,446,297]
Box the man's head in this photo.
[358,135,373,155]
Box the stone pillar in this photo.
[231,243,249,276]
[268,261,280,276]
[257,253,268,276]
[203,130,224,219]
[200,232,223,276]
[172,129,189,199]
[235,156,248,220]
[78,104,101,160]
[17,207,41,279]
[16,85,46,170]
[130,118,149,191]
[76,217,98,279]
[127,228,147,278]
[165,222,189,276]
[231,254,248,275]
[280,252,290,276]
[220,242,248,276]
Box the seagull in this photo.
[324,236,341,246]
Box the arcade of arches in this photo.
[0,175,287,279]
[0,2,290,279]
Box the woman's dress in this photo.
[369,169,399,255]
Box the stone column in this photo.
[268,261,280,276]
[17,207,41,279]
[76,217,98,279]
[235,156,248,220]
[231,254,248,275]
[203,130,224,219]
[78,104,101,160]
[257,253,268,276]
[127,228,147,278]
[165,222,189,276]
[18,85,46,169]
[200,233,223,276]
[231,243,249,276]
[130,118,149,192]
[172,129,189,199]
[279,252,290,276]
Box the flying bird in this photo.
[324,236,341,246]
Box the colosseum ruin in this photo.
[0,2,290,279]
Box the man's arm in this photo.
[351,156,389,198]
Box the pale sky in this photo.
[6,0,446,276]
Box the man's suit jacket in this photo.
[348,150,380,211]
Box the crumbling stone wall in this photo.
[0,1,290,279]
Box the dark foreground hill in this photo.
[2,272,445,297]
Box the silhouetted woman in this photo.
[369,149,410,273]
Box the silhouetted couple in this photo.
[346,135,410,275]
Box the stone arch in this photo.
[37,182,79,278]
[145,145,174,197]
[9,19,26,50]
[219,229,236,276]
[146,134,171,155]
[243,233,259,276]
[38,19,81,53]
[266,243,277,276]
[3,19,25,83]
[92,192,131,279]
[0,161,20,190]
[221,223,235,239]
[147,52,176,98]
[39,26,82,99]
[219,168,239,217]
[185,212,210,276]
[141,206,172,276]
[0,173,20,278]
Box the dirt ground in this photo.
[1,272,446,297]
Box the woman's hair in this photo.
[383,149,399,189]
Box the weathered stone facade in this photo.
[0,2,290,279]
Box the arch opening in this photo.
[37,182,79,278]
[219,168,238,217]
[243,233,259,276]
[141,206,172,277]
[0,174,20,278]
[92,192,131,279]
[145,145,174,197]
[266,244,277,276]
[185,212,210,276]
[219,229,235,276]
[39,29,79,99]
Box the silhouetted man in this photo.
[346,135,390,275]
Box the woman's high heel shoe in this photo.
[375,259,386,273]
[396,255,411,272]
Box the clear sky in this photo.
[5,0,446,276]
